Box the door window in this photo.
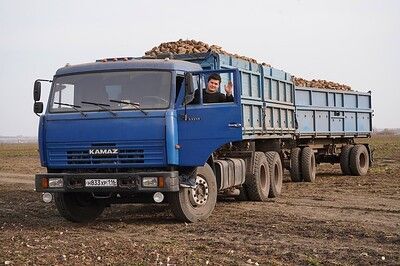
[189,72,235,105]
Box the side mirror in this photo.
[184,72,194,105]
[34,80,41,101]
[34,102,43,114]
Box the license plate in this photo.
[85,179,118,187]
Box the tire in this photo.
[244,152,270,201]
[340,145,353,175]
[265,151,283,198]
[301,147,316,182]
[54,192,105,223]
[169,164,217,222]
[290,147,302,182]
[349,144,369,176]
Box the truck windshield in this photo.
[49,71,171,113]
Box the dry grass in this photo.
[0,143,44,175]
[367,135,400,160]
[0,143,38,157]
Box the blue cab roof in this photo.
[55,59,203,76]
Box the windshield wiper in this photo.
[110,99,148,115]
[53,102,87,117]
[81,101,117,117]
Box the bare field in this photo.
[0,136,399,265]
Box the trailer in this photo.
[175,52,372,180]
[32,52,372,223]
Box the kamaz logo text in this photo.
[89,149,119,155]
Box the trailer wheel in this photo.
[301,147,316,182]
[244,152,270,201]
[54,192,105,223]
[265,151,283,198]
[290,147,302,182]
[349,144,369,176]
[340,145,353,175]
[169,164,217,222]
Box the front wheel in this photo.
[169,164,217,222]
[54,192,105,223]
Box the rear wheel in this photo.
[340,145,353,175]
[265,151,283,198]
[244,152,270,201]
[54,192,105,223]
[301,147,316,182]
[169,164,217,222]
[349,144,369,176]
[290,147,302,182]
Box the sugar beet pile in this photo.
[145,39,351,91]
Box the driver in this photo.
[191,73,233,104]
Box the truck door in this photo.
[176,69,242,166]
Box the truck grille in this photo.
[47,141,165,167]
[67,148,145,164]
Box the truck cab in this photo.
[33,57,244,223]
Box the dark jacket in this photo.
[191,89,234,104]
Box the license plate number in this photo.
[85,179,117,187]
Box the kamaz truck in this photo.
[33,52,373,222]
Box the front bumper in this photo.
[35,171,179,193]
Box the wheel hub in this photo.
[189,176,209,206]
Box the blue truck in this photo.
[33,51,373,223]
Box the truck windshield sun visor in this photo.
[48,71,171,114]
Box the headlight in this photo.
[48,178,64,188]
[142,177,158,187]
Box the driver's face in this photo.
[207,79,220,93]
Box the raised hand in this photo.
[224,80,233,96]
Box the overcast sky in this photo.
[0,0,399,136]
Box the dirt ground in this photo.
[0,136,399,265]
